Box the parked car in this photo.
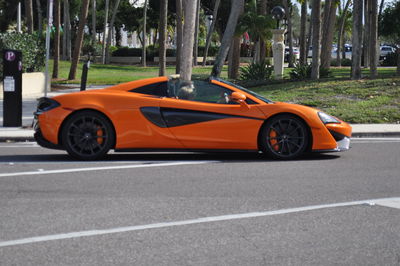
[285,47,300,62]
[33,76,352,160]
[380,45,396,60]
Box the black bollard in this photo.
[80,59,90,91]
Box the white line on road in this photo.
[0,197,399,248]
[0,161,218,178]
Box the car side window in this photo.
[189,80,237,104]
[130,82,168,97]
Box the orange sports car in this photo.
[33,76,352,160]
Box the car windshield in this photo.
[211,78,273,104]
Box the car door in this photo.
[158,80,266,150]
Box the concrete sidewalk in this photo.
[1,124,400,142]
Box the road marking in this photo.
[0,197,399,248]
[376,198,400,210]
[0,161,218,178]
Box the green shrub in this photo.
[381,52,398,66]
[197,45,219,57]
[330,58,352,66]
[0,32,45,77]
[290,63,332,80]
[239,60,273,81]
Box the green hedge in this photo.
[0,33,45,77]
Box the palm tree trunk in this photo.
[24,0,34,33]
[52,0,60,79]
[159,0,168,76]
[175,0,182,72]
[336,0,351,66]
[92,0,97,45]
[284,0,295,67]
[351,0,363,79]
[211,0,245,77]
[369,0,378,78]
[142,0,148,67]
[321,0,338,69]
[228,35,241,79]
[259,0,268,61]
[202,0,221,66]
[68,0,90,80]
[102,0,109,64]
[193,0,200,66]
[299,0,307,65]
[105,0,121,64]
[35,0,42,33]
[311,0,321,79]
[397,48,400,75]
[180,0,197,81]
[363,0,370,67]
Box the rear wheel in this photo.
[62,110,114,160]
[261,114,309,159]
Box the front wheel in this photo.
[62,110,115,160]
[260,115,309,159]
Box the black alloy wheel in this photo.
[261,114,309,159]
[62,110,115,160]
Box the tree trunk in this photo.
[102,0,109,64]
[92,0,97,45]
[35,0,42,33]
[363,0,370,67]
[202,0,221,66]
[175,0,183,73]
[311,0,321,79]
[52,0,60,79]
[299,0,307,65]
[351,0,363,79]
[142,0,148,67]
[369,0,378,78]
[179,0,197,81]
[68,0,90,80]
[24,0,34,33]
[284,0,295,67]
[397,48,400,75]
[378,0,385,22]
[336,0,351,66]
[306,16,313,62]
[211,0,245,77]
[193,0,200,66]
[159,0,168,76]
[105,0,121,64]
[321,0,337,69]
[228,35,241,79]
[259,0,268,61]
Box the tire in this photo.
[62,110,115,160]
[260,114,309,160]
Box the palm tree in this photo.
[321,0,339,69]
[52,0,60,79]
[259,0,268,61]
[62,0,72,61]
[175,0,183,73]
[102,0,110,64]
[336,0,352,66]
[180,0,197,81]
[92,0,97,45]
[351,0,363,79]
[142,0,148,67]
[284,0,295,67]
[24,0,34,33]
[369,0,378,77]
[105,0,121,64]
[211,0,245,77]
[35,0,42,33]
[159,0,168,76]
[68,0,91,80]
[311,0,322,79]
[202,0,221,67]
[299,0,308,65]
[193,0,201,66]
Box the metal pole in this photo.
[17,2,22,33]
[44,0,54,97]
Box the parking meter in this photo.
[2,49,23,127]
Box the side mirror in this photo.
[231,92,247,103]
[230,92,249,109]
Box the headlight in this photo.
[318,112,340,124]
[36,97,60,114]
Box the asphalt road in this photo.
[0,138,400,265]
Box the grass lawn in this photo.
[50,60,400,123]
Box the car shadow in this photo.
[0,151,340,164]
